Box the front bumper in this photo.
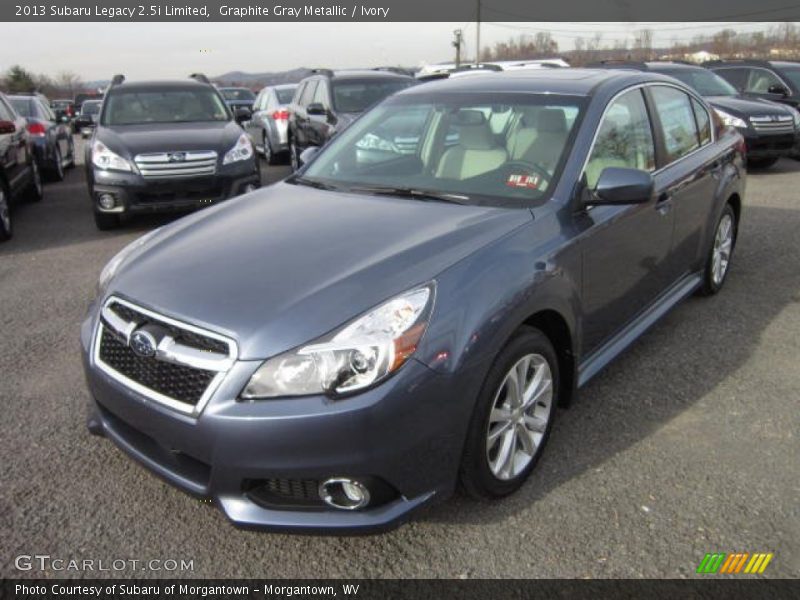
[91,163,260,215]
[742,129,800,159]
[80,306,465,533]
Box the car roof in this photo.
[310,69,412,81]
[401,68,663,97]
[219,86,252,90]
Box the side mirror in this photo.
[234,107,252,123]
[0,120,16,134]
[767,84,789,97]
[588,167,654,206]
[306,102,327,116]
[298,146,320,166]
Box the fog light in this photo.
[319,478,371,510]
[98,193,116,210]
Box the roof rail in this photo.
[110,74,125,85]
[702,58,772,67]
[586,60,650,71]
[189,73,210,84]
[311,68,335,78]
[373,66,415,77]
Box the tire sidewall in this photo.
[460,327,560,499]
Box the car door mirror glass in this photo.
[589,167,654,206]
[307,102,327,116]
[234,107,252,123]
[767,84,789,97]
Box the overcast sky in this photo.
[0,22,786,81]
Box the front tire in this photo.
[24,160,43,203]
[289,139,299,171]
[49,147,65,181]
[93,211,119,230]
[699,204,737,296]
[459,327,559,500]
[747,157,778,170]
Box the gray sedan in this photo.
[244,84,297,164]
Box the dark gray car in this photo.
[81,69,745,533]
[244,84,297,164]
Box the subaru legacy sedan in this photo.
[81,69,745,533]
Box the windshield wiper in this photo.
[290,176,345,192]
[348,185,470,204]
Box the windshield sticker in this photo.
[506,174,541,189]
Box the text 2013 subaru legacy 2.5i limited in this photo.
[81,69,745,533]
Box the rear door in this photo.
[295,80,318,150]
[580,87,674,352]
[309,79,332,147]
[0,97,26,192]
[646,85,719,280]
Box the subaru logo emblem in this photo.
[130,329,158,358]
[168,152,186,163]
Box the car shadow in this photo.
[417,199,800,526]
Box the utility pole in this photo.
[475,0,481,65]
[452,29,463,67]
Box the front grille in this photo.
[135,150,218,179]
[99,329,216,405]
[750,115,795,134]
[95,298,236,413]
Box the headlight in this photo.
[96,228,162,296]
[242,283,435,399]
[223,133,254,165]
[91,140,134,172]
[791,107,800,129]
[714,109,747,129]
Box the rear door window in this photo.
[691,98,712,146]
[713,68,749,91]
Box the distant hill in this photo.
[211,68,313,89]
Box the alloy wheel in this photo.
[32,161,42,197]
[485,353,554,481]
[0,188,10,235]
[712,213,733,286]
[263,133,272,164]
[55,148,64,179]
[290,142,298,171]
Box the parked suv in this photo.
[590,61,800,168]
[705,59,800,108]
[8,93,75,180]
[244,84,297,164]
[287,69,413,170]
[0,92,44,241]
[84,74,260,230]
[83,69,745,532]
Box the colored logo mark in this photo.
[697,552,773,574]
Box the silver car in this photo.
[245,84,298,164]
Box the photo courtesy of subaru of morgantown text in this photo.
[2,0,800,588]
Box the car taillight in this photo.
[272,110,290,121]
[27,122,46,136]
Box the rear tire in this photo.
[459,326,559,500]
[49,147,65,182]
[289,139,299,171]
[65,137,76,169]
[94,211,119,231]
[263,132,277,166]
[0,182,12,242]
[24,160,43,203]
[699,204,737,296]
[747,157,778,170]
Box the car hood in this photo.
[109,183,531,359]
[98,121,242,158]
[708,95,793,117]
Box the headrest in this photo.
[459,121,495,150]
[538,108,567,133]
[454,109,487,126]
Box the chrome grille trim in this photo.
[750,115,795,134]
[93,296,238,416]
[134,151,218,178]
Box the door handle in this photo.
[656,193,673,215]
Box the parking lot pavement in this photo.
[1,148,798,579]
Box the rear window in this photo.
[8,98,33,117]
[332,79,412,113]
[82,102,101,115]
[276,87,296,104]
[221,88,255,101]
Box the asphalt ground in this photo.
[1,139,798,578]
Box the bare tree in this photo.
[53,71,84,98]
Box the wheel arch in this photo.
[521,309,576,408]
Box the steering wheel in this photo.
[502,161,552,187]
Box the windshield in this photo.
[663,69,738,97]
[221,88,255,101]
[781,68,800,90]
[9,98,33,117]
[332,79,412,113]
[276,87,296,104]
[299,92,585,207]
[82,102,101,115]
[102,89,229,125]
